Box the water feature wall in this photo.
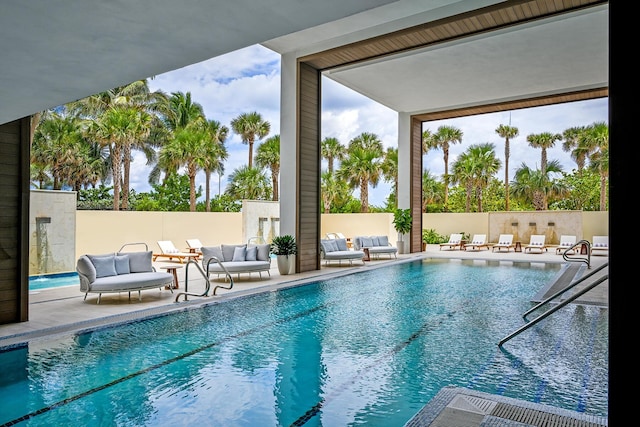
[29,190,76,275]
[488,211,583,245]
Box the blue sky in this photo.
[137,44,609,207]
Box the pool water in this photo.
[1,259,608,426]
[28,272,79,291]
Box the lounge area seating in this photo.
[200,243,272,279]
[524,234,547,253]
[492,234,515,252]
[353,235,397,259]
[439,233,463,251]
[185,238,203,256]
[591,235,609,256]
[555,235,577,254]
[464,234,489,251]
[77,246,173,304]
[320,238,365,265]
[154,240,201,263]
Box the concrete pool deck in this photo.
[0,246,609,426]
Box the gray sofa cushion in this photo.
[222,244,245,262]
[360,237,373,248]
[377,235,389,246]
[335,238,348,251]
[77,255,97,283]
[232,246,246,261]
[115,254,130,275]
[245,246,257,261]
[256,244,270,261]
[125,251,153,273]
[87,254,117,278]
[208,260,271,273]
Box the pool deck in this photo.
[1,246,609,426]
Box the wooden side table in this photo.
[160,265,183,289]
[514,241,522,252]
[362,248,370,261]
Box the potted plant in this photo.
[270,234,297,275]
[421,228,446,251]
[392,208,412,254]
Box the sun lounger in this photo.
[464,234,489,251]
[492,234,515,252]
[524,235,547,253]
[439,233,463,251]
[555,235,577,254]
[590,235,608,256]
[154,240,201,263]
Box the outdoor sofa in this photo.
[77,249,173,304]
[320,238,365,265]
[353,235,398,259]
[200,243,272,279]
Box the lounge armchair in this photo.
[464,234,489,251]
[439,233,463,251]
[154,240,201,263]
[591,235,609,256]
[524,234,547,253]
[492,234,515,252]
[555,235,577,254]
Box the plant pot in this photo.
[277,255,291,275]
[396,240,404,255]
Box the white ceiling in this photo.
[0,0,608,125]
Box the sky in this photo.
[137,44,609,207]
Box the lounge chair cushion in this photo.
[87,254,117,278]
[255,244,270,261]
[126,251,154,273]
[245,246,258,261]
[361,237,373,248]
[76,255,97,283]
[115,254,130,275]
[335,238,348,251]
[232,246,247,261]
[201,246,224,263]
[377,235,389,246]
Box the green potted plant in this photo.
[271,234,297,275]
[392,208,412,254]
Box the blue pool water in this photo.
[2,259,608,426]
[29,272,79,290]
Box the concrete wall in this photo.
[242,200,280,243]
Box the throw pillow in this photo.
[87,254,117,278]
[328,239,339,252]
[377,235,389,246]
[320,240,333,253]
[115,254,130,275]
[201,246,224,267]
[361,237,373,248]
[256,244,271,261]
[76,255,97,283]
[126,251,153,273]
[221,244,243,262]
[245,246,258,261]
[335,238,348,251]
[371,236,379,246]
[232,246,247,262]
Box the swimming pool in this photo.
[1,259,608,426]
[29,272,79,291]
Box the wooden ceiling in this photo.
[301,0,608,121]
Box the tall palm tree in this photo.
[561,126,588,172]
[380,147,398,207]
[230,111,270,168]
[255,135,280,201]
[421,169,443,212]
[495,123,519,211]
[526,131,562,176]
[321,171,340,213]
[421,129,432,155]
[337,133,383,213]
[225,165,271,200]
[468,143,501,212]
[424,125,463,210]
[201,120,229,211]
[579,121,609,211]
[321,137,345,174]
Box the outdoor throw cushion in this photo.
[126,251,154,273]
[245,246,258,261]
[256,244,270,261]
[371,236,379,246]
[87,254,117,278]
[377,235,389,246]
[335,238,348,251]
[201,246,224,265]
[361,237,373,248]
[232,246,247,262]
[115,254,130,275]
[222,244,245,262]
[320,240,334,253]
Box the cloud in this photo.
[133,45,608,208]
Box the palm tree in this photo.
[424,125,463,210]
[255,135,280,201]
[421,129,432,155]
[511,160,567,210]
[380,147,398,207]
[201,120,229,211]
[526,131,562,176]
[321,171,340,213]
[468,143,501,212]
[225,165,271,200]
[230,111,270,168]
[495,123,519,211]
[421,169,443,212]
[561,126,588,172]
[336,133,383,213]
[579,122,609,211]
[321,137,345,174]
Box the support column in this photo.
[397,113,423,253]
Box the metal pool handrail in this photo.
[498,262,608,347]
[561,239,591,268]
[118,242,149,252]
[174,257,234,302]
